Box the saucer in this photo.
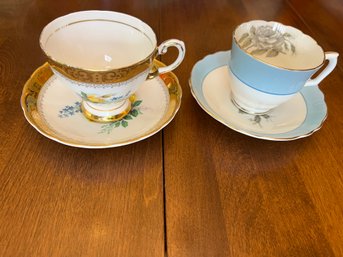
[189,51,327,141]
[21,61,182,148]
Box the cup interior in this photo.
[40,11,157,71]
[233,20,324,70]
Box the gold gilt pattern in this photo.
[47,49,157,84]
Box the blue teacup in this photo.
[229,20,338,114]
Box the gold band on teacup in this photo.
[46,48,158,84]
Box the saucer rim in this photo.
[189,50,328,141]
[21,61,182,148]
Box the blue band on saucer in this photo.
[190,51,327,140]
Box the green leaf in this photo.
[81,92,88,100]
[250,48,268,56]
[250,26,256,34]
[130,109,139,117]
[121,120,128,128]
[99,124,111,134]
[238,33,249,43]
[114,121,121,127]
[266,49,279,57]
[123,115,132,120]
[291,44,296,54]
[284,33,292,37]
[132,100,142,107]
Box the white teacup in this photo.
[229,20,338,114]
[40,10,185,122]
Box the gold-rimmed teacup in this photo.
[40,10,185,122]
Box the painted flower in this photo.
[238,25,295,57]
[255,26,284,47]
[58,99,143,133]
[58,102,82,118]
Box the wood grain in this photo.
[1,0,343,257]
[0,1,164,257]
[162,0,343,256]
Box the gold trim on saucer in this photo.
[21,61,182,148]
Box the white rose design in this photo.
[238,25,295,57]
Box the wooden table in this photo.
[1,0,342,256]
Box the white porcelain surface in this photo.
[190,51,328,141]
[83,99,131,117]
[38,76,168,144]
[40,11,156,69]
[204,66,306,134]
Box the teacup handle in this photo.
[148,39,185,78]
[305,52,339,87]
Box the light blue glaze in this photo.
[190,51,327,140]
[230,40,322,95]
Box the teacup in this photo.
[40,10,185,122]
[229,20,338,114]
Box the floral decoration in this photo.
[238,25,295,57]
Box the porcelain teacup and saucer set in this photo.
[190,20,339,140]
[22,16,339,147]
[21,10,185,148]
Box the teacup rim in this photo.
[232,20,326,71]
[39,10,158,73]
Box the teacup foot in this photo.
[81,95,136,123]
[231,95,270,115]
